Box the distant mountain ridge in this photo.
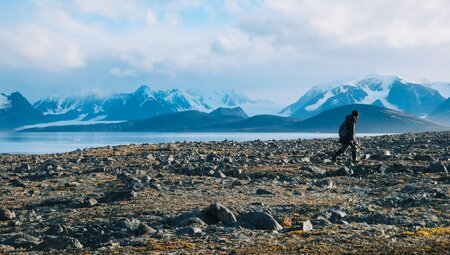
[281,74,445,119]
[22,104,448,133]
[33,86,282,122]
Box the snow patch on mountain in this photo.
[0,94,11,109]
[305,91,333,111]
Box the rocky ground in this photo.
[0,131,449,254]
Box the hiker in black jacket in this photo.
[333,110,359,163]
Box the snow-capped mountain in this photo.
[0,92,44,129]
[33,86,280,122]
[186,89,283,116]
[281,74,446,119]
[33,86,208,121]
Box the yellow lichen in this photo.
[404,227,450,237]
[289,230,306,235]
[149,241,196,251]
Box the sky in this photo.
[1,0,450,104]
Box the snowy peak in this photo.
[0,91,44,128]
[283,74,446,119]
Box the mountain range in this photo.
[21,104,447,133]
[1,74,449,131]
[281,74,446,119]
[33,86,283,122]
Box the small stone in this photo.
[85,198,97,207]
[215,171,226,178]
[256,188,275,195]
[302,220,313,231]
[0,208,16,221]
[176,226,202,236]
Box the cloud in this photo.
[109,67,137,77]
[145,9,158,27]
[255,0,450,48]
[2,0,450,102]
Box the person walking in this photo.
[333,110,359,163]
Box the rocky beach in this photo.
[0,131,449,254]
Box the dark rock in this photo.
[414,155,434,161]
[38,236,83,250]
[239,211,283,231]
[3,233,41,249]
[256,188,275,195]
[330,166,353,176]
[328,209,347,223]
[428,162,448,174]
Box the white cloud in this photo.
[261,0,450,48]
[74,0,141,18]
[109,67,137,77]
[145,9,158,27]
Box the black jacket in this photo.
[338,114,357,143]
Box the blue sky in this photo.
[1,0,450,103]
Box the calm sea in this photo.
[0,132,384,154]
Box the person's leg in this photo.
[349,142,357,162]
[333,143,349,162]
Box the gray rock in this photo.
[304,165,326,176]
[204,203,237,226]
[136,223,157,236]
[239,211,283,231]
[101,190,137,203]
[38,236,83,250]
[176,226,202,236]
[314,179,335,189]
[174,217,206,227]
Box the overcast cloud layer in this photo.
[1,0,450,103]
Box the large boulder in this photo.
[239,211,283,231]
[204,203,237,226]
